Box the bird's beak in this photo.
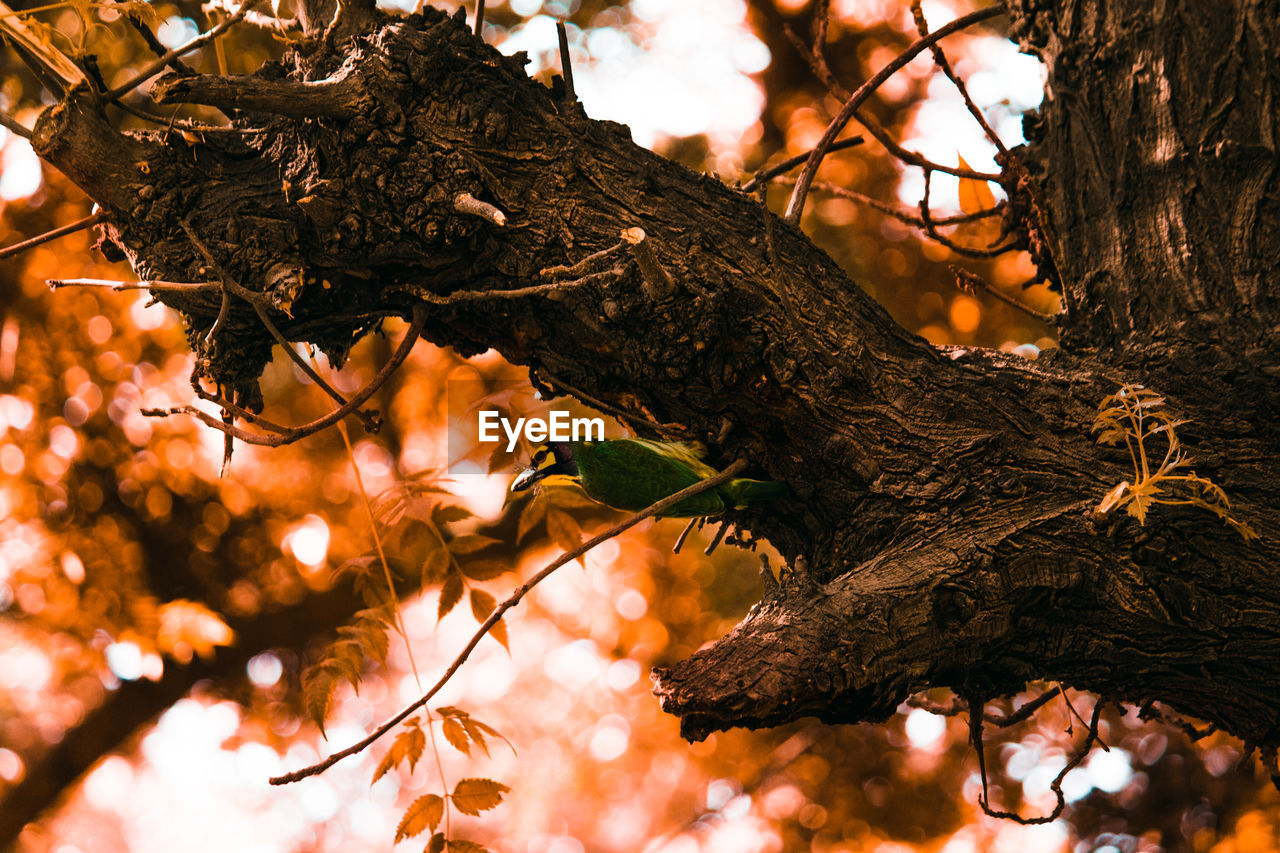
[511,447,555,492]
[510,464,547,492]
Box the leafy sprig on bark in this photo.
[1092,384,1256,540]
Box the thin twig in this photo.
[782,26,999,183]
[190,378,294,434]
[540,239,627,279]
[270,458,750,785]
[104,0,257,101]
[557,20,574,101]
[740,136,864,193]
[919,168,1016,258]
[0,110,31,139]
[205,287,231,345]
[2,212,104,260]
[970,693,1104,825]
[905,686,1062,727]
[538,368,671,434]
[622,227,675,300]
[1056,682,1108,749]
[127,13,195,76]
[1137,701,1220,742]
[672,517,700,554]
[47,276,217,292]
[411,267,621,305]
[865,112,1000,180]
[784,4,1007,223]
[474,0,485,34]
[951,266,1053,323]
[143,305,427,445]
[812,0,832,69]
[110,98,236,133]
[910,1,1008,156]
[704,518,730,555]
[986,687,1063,727]
[783,177,1001,228]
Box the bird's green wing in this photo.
[573,439,724,517]
[615,439,718,478]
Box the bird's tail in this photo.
[721,477,788,509]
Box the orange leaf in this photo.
[445,841,491,853]
[395,794,444,842]
[545,508,582,554]
[438,572,464,619]
[489,617,509,651]
[449,534,502,555]
[450,778,510,816]
[302,665,335,738]
[423,547,451,583]
[460,559,511,582]
[517,496,547,543]
[442,715,470,755]
[956,154,995,215]
[469,589,496,622]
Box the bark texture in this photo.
[24,0,1280,772]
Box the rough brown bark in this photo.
[22,0,1280,782]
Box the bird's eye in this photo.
[531,447,550,466]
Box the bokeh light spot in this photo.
[286,514,331,568]
[904,707,947,748]
[0,138,43,201]
[106,641,144,681]
[247,652,284,687]
[949,295,982,333]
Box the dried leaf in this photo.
[302,665,335,737]
[459,716,493,757]
[488,442,515,474]
[451,778,510,816]
[449,534,503,555]
[460,559,512,581]
[442,715,470,755]
[433,503,474,525]
[489,617,509,651]
[439,571,464,619]
[424,547,451,584]
[402,723,427,772]
[445,841,491,853]
[956,155,995,215]
[517,496,547,543]
[371,749,398,785]
[396,794,445,842]
[470,589,496,622]
[545,508,582,554]
[426,833,446,853]
[372,716,424,784]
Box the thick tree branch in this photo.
[152,70,365,119]
[23,1,1280,758]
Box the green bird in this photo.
[510,438,787,518]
